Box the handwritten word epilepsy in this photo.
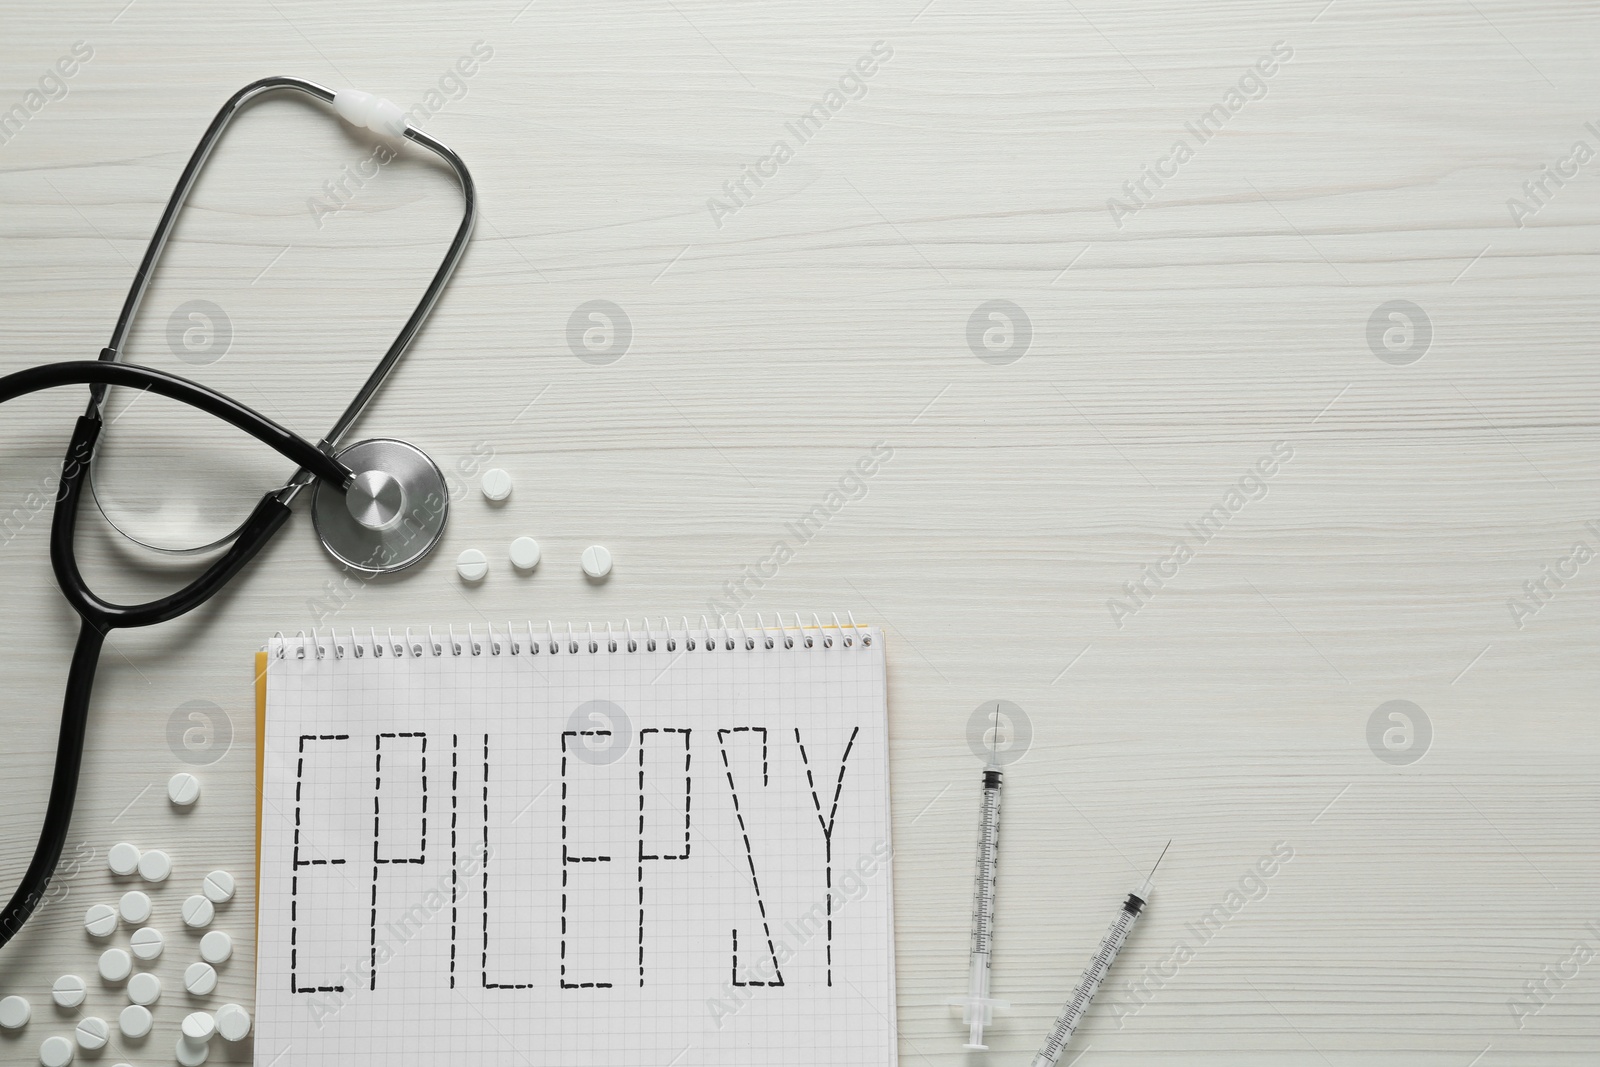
[289,726,862,1004]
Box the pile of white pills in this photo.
[20,841,248,1065]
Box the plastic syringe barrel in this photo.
[970,770,1002,960]
[1030,882,1151,1067]
[950,767,1006,1049]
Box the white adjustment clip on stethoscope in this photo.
[0,77,475,950]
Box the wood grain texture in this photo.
[2,0,1598,1062]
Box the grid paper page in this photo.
[257,625,894,1067]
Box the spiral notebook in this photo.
[253,620,894,1067]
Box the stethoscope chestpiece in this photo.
[311,438,449,575]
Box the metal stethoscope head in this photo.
[86,75,475,574]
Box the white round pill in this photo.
[456,548,488,581]
[129,926,163,960]
[176,1035,210,1066]
[199,930,232,964]
[181,895,214,929]
[107,842,141,876]
[98,948,132,982]
[118,1004,152,1038]
[168,772,201,807]
[581,544,612,578]
[214,1003,251,1042]
[118,890,151,925]
[202,870,235,904]
[0,994,29,1029]
[74,1017,108,1051]
[481,468,512,501]
[126,971,160,1006]
[84,904,116,937]
[136,849,171,883]
[181,1012,215,1042]
[509,535,541,570]
[51,975,85,1008]
[39,1035,73,1067]
[183,962,217,996]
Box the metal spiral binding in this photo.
[271,612,870,659]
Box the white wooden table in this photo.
[2,1,1598,1063]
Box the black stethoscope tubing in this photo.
[0,360,345,951]
[0,75,475,952]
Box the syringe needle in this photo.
[1147,840,1170,882]
[989,701,1000,767]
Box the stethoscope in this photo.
[0,77,475,949]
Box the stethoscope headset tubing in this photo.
[0,76,475,952]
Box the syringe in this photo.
[949,705,1007,1049]
[1030,843,1169,1067]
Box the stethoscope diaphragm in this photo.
[310,438,449,575]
